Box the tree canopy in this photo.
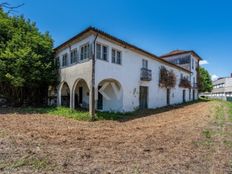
[198,67,213,92]
[0,8,56,105]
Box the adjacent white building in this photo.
[52,27,201,113]
[204,75,232,101]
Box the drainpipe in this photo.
[90,33,98,120]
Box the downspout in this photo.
[90,33,98,120]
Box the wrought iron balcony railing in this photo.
[140,68,152,81]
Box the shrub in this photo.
[179,77,191,88]
[159,66,176,88]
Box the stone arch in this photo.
[59,81,70,107]
[72,78,90,109]
[97,78,123,112]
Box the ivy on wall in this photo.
[179,77,191,88]
[159,66,176,88]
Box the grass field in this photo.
[0,100,232,173]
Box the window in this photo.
[55,57,60,67]
[112,49,122,65]
[96,43,108,61]
[180,73,183,79]
[96,43,101,59]
[102,46,108,61]
[62,53,68,67]
[192,58,195,69]
[170,56,191,65]
[142,59,148,69]
[70,49,78,64]
[80,43,90,60]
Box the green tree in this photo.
[198,67,213,92]
[0,8,57,106]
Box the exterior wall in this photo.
[95,37,191,112]
[206,77,232,101]
[55,34,195,112]
[55,35,95,107]
[161,53,199,101]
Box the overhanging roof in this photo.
[160,50,203,60]
[54,26,192,74]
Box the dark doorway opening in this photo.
[97,86,103,110]
[183,90,186,103]
[193,90,195,100]
[167,88,170,105]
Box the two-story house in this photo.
[52,27,201,113]
[205,74,232,101]
[160,50,202,100]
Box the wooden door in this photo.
[139,86,148,109]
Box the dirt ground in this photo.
[0,101,232,174]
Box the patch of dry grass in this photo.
[1,101,231,173]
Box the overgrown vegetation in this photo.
[0,155,53,171]
[159,66,176,88]
[179,77,191,88]
[0,8,56,106]
[193,99,232,170]
[17,107,129,121]
[198,67,213,92]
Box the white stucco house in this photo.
[51,27,202,113]
[202,74,232,101]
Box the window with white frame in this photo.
[62,53,68,67]
[55,57,60,67]
[96,43,108,61]
[70,49,78,64]
[112,49,122,65]
[142,59,148,69]
[96,43,101,59]
[80,43,90,60]
[192,58,194,69]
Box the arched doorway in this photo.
[97,79,123,112]
[72,79,90,109]
[60,82,70,107]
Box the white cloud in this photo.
[211,74,219,81]
[199,60,209,65]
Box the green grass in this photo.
[214,104,226,126]
[21,107,90,121]
[202,129,213,139]
[11,99,203,121]
[226,102,232,122]
[0,155,52,171]
[19,106,130,121]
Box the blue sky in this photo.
[7,0,232,78]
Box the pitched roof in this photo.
[54,26,191,74]
[160,50,203,60]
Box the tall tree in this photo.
[0,8,57,106]
[198,67,213,92]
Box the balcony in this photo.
[140,68,152,81]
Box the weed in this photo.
[202,129,213,139]
[1,155,52,171]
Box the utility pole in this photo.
[90,34,98,120]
